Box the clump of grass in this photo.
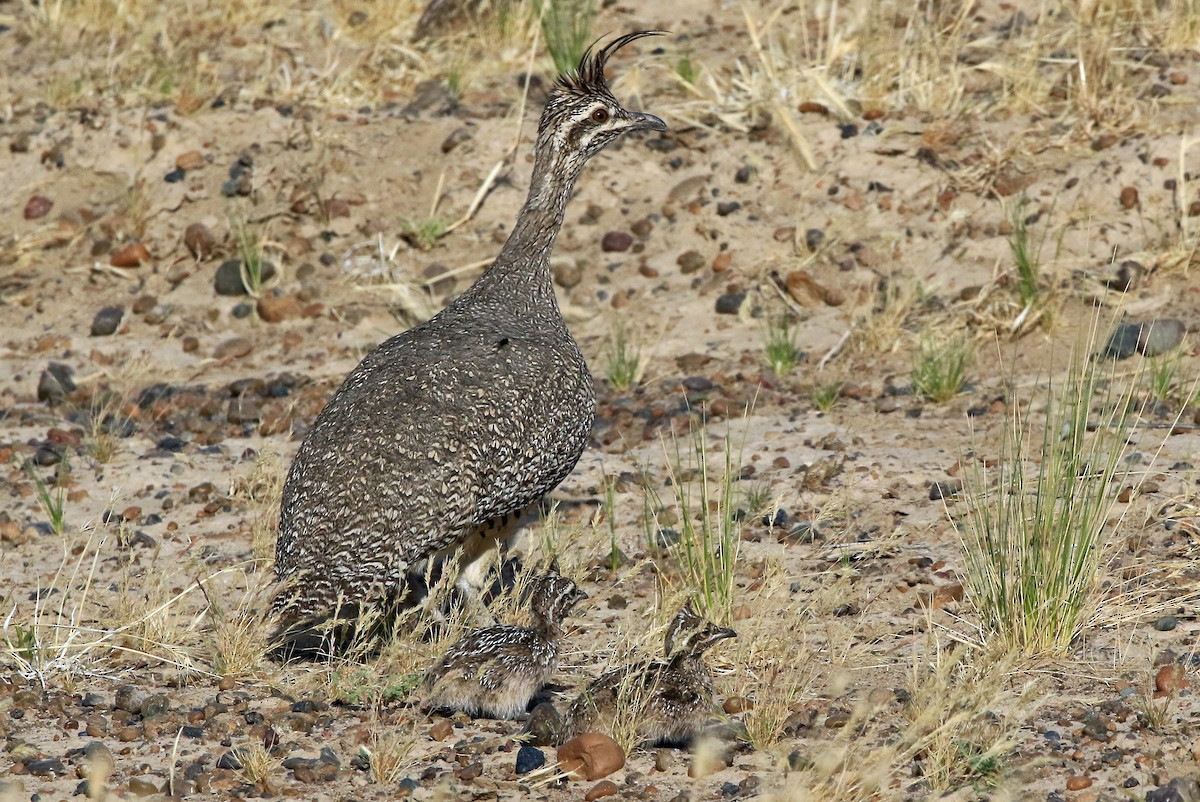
[538,0,595,75]
[760,637,1028,800]
[1007,195,1042,310]
[956,349,1138,656]
[811,380,842,412]
[26,455,68,536]
[762,313,801,376]
[604,321,644,391]
[730,612,818,752]
[232,217,267,297]
[649,422,743,622]
[899,643,1025,791]
[400,216,448,250]
[1145,346,1190,405]
[235,741,280,789]
[228,450,285,566]
[601,476,622,571]
[911,332,971,403]
[851,277,919,354]
[2,522,110,686]
[84,396,127,464]
[675,52,699,85]
[204,581,272,681]
[361,727,418,784]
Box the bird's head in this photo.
[536,31,667,171]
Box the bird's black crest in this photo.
[556,30,666,95]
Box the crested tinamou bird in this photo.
[561,602,736,746]
[424,569,587,718]
[271,32,666,645]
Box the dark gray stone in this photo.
[515,744,545,774]
[1138,318,1186,357]
[715,292,745,314]
[37,362,75,404]
[90,305,124,336]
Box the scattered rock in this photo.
[428,719,453,740]
[557,733,625,781]
[23,195,52,220]
[175,150,206,171]
[257,295,305,323]
[110,242,151,267]
[37,362,76,404]
[677,250,706,274]
[114,685,147,714]
[1146,786,1185,802]
[1119,186,1139,210]
[214,337,254,360]
[552,260,584,289]
[515,744,544,774]
[214,259,276,295]
[441,127,473,153]
[127,777,159,797]
[1102,321,1141,359]
[601,231,633,252]
[1138,318,1186,357]
[1103,318,1186,359]
[1066,775,1093,791]
[1167,777,1200,802]
[714,292,745,315]
[586,780,620,801]
[24,758,66,777]
[723,696,752,714]
[184,223,217,259]
[1155,664,1188,695]
[90,306,124,336]
[786,270,839,307]
[1154,616,1178,632]
[928,480,962,500]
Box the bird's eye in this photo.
[590,108,609,124]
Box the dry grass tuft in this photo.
[229,449,286,567]
[361,724,419,784]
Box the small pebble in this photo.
[714,292,745,314]
[557,733,625,781]
[1066,776,1093,791]
[676,250,706,274]
[585,780,619,801]
[515,744,544,774]
[91,306,124,336]
[23,195,53,220]
[184,223,217,259]
[601,231,633,252]
[1154,616,1178,632]
[110,242,151,267]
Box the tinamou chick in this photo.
[561,602,736,746]
[425,570,587,719]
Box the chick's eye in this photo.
[590,108,609,124]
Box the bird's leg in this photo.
[455,503,539,610]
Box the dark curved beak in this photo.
[630,111,667,132]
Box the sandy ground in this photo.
[1,0,1199,800]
